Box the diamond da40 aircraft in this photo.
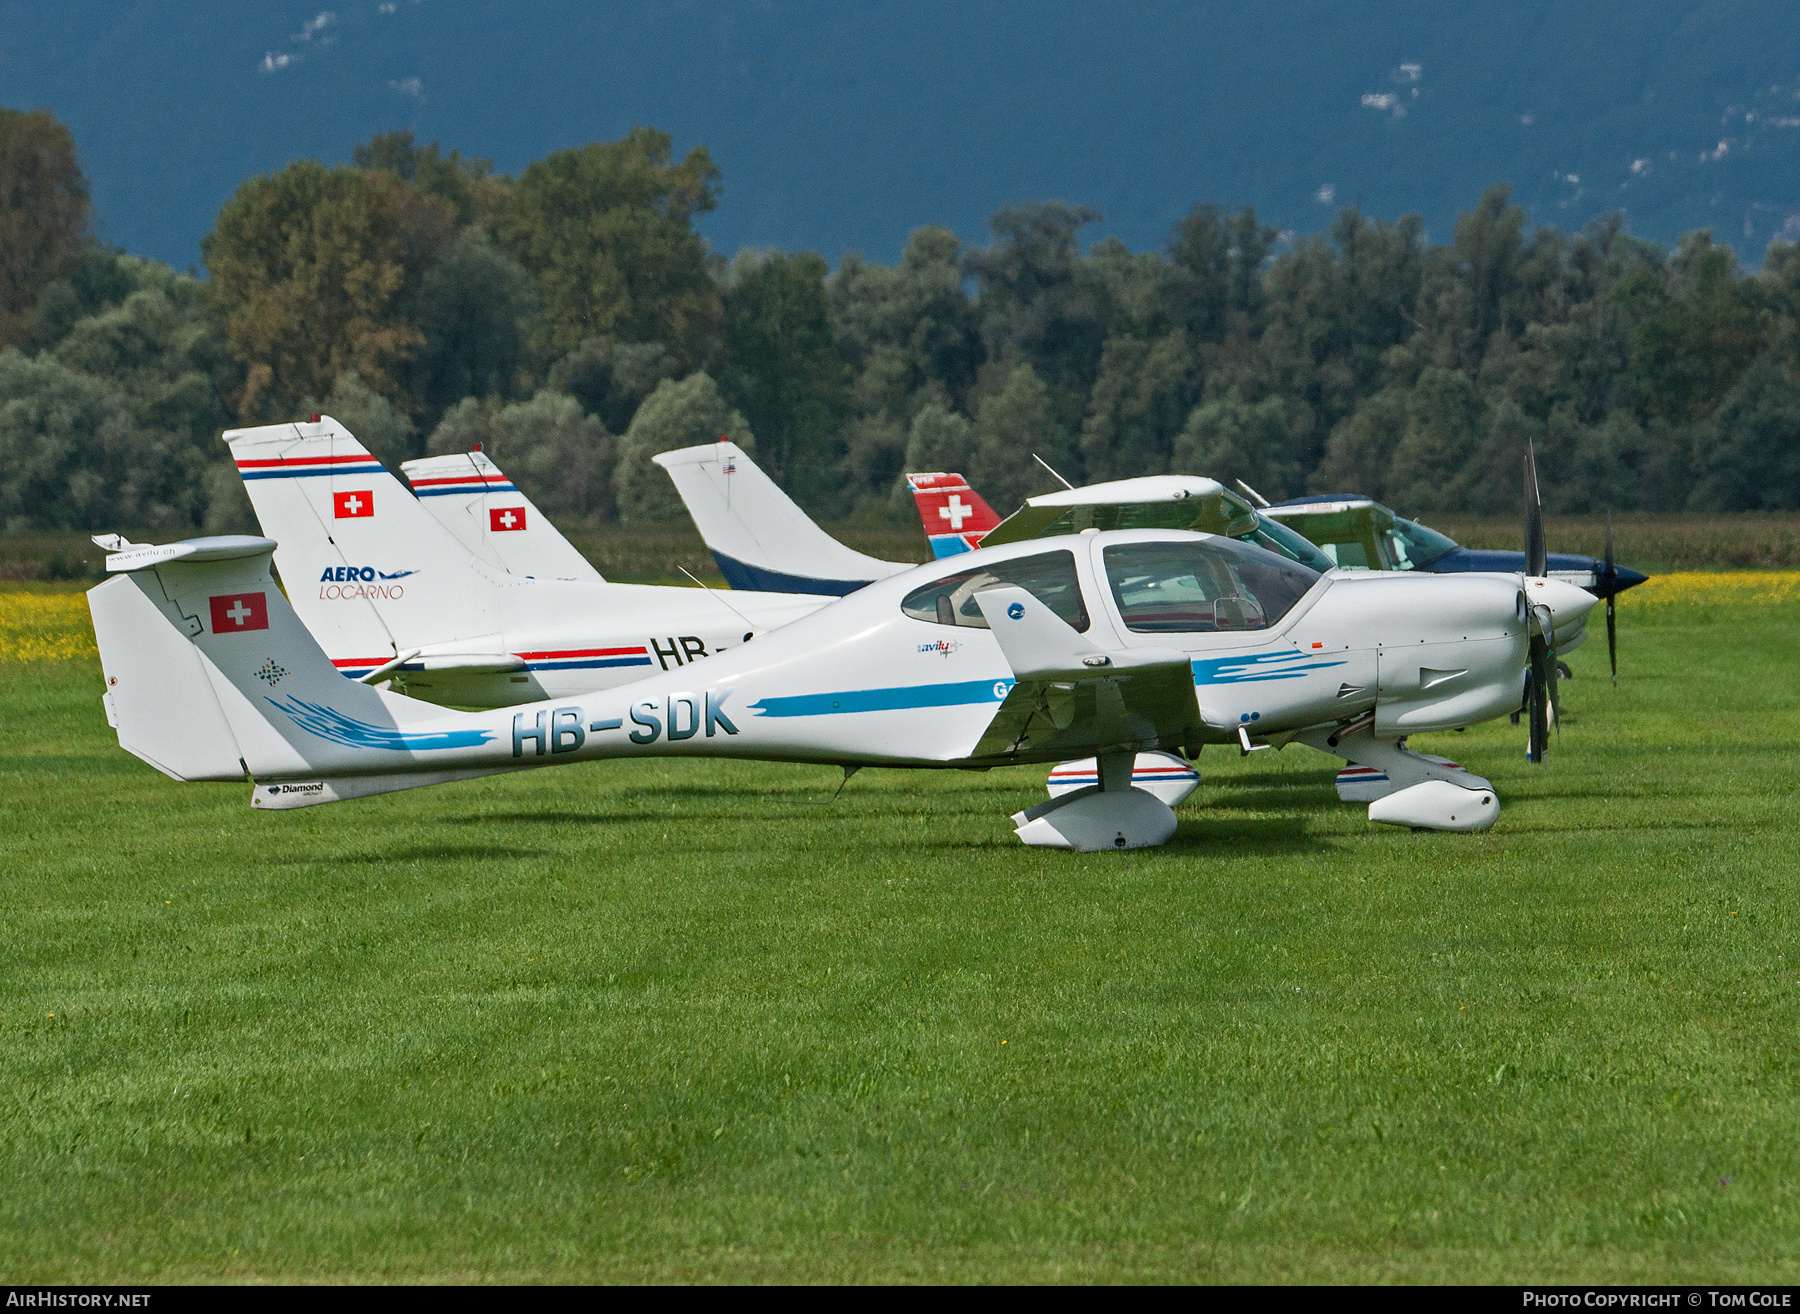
[656,440,1596,803]
[88,485,1596,848]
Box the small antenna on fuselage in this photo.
[1033,453,1075,491]
[1234,478,1271,508]
[678,564,757,636]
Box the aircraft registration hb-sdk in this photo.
[88,497,1596,849]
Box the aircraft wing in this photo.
[968,586,1203,762]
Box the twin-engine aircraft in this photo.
[221,417,824,706]
[87,504,1596,847]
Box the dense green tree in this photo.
[409,227,538,427]
[964,202,1106,431]
[720,250,851,510]
[0,350,140,530]
[353,129,506,229]
[1311,389,1408,500]
[204,160,457,424]
[1079,333,1196,481]
[430,390,614,523]
[970,362,1073,514]
[902,402,973,477]
[546,337,680,435]
[1163,204,1275,344]
[497,128,721,368]
[612,371,751,522]
[1172,390,1309,500]
[1689,356,1800,511]
[1385,367,1487,512]
[0,108,89,349]
[1623,233,1764,424]
[301,373,415,473]
[831,226,983,425]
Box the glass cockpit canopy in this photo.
[1261,497,1458,572]
[980,476,1335,573]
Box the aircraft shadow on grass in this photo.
[275,844,549,864]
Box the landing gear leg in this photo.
[1012,748,1179,851]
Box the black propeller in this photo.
[1523,439,1556,764]
[1603,510,1618,687]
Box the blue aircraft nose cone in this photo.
[1602,563,1649,596]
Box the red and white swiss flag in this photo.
[209,592,269,633]
[489,506,527,532]
[333,490,374,519]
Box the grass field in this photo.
[2,578,1798,1283]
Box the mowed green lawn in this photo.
[2,589,1798,1283]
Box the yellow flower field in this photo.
[0,592,97,664]
[1,570,1794,666]
[1620,570,1800,608]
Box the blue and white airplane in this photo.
[86,519,1597,849]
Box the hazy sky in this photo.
[3,0,1796,268]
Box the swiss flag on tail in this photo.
[905,472,1002,558]
[333,490,374,518]
[489,506,527,532]
[209,593,269,633]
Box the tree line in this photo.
[3,105,1799,538]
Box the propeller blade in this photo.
[1607,593,1617,688]
[1527,634,1551,763]
[1604,509,1618,688]
[1524,438,1547,578]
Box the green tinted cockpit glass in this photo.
[1269,503,1396,570]
[900,549,1089,631]
[1387,516,1459,570]
[1245,515,1336,572]
[1102,538,1319,634]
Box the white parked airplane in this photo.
[219,416,824,708]
[86,521,1596,849]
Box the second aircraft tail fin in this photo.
[653,441,911,595]
[401,449,604,583]
[905,472,1003,558]
[226,416,502,672]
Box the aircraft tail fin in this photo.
[400,449,604,583]
[652,441,911,595]
[905,472,1003,558]
[89,535,509,797]
[226,416,501,672]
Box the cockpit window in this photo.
[1245,515,1336,572]
[1387,516,1458,570]
[901,549,1089,631]
[1102,538,1319,634]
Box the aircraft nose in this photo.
[1527,576,1598,622]
[1600,564,1649,596]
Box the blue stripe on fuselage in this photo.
[413,483,518,496]
[1191,652,1347,684]
[748,678,1013,718]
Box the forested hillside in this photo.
[4,108,1799,539]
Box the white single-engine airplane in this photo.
[87,514,1596,849]
[216,416,826,707]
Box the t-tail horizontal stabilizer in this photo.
[88,535,526,805]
